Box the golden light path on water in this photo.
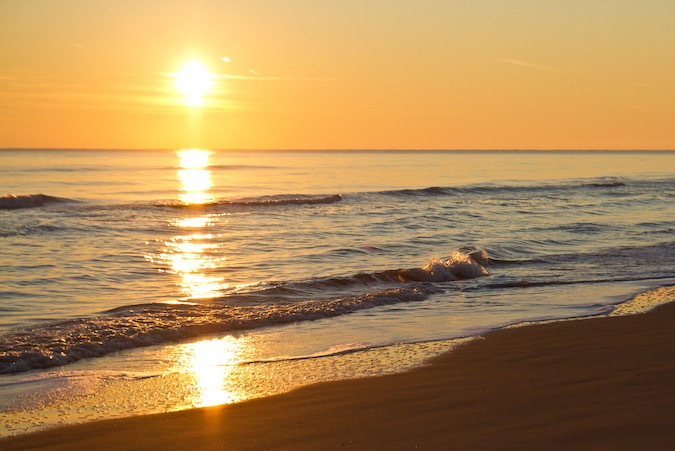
[161,149,239,406]
[164,149,229,301]
[177,148,213,205]
[146,149,470,410]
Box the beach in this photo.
[4,0,675,448]
[4,296,674,450]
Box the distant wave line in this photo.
[0,194,79,210]
[156,194,343,209]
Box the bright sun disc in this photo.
[174,61,214,106]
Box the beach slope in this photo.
[4,301,675,450]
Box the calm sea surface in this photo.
[1,149,674,435]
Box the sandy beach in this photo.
[3,299,674,450]
[4,0,675,448]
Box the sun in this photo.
[174,61,215,107]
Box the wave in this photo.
[213,250,490,304]
[6,177,670,214]
[156,194,342,209]
[2,240,671,374]
[386,186,457,197]
[0,223,66,238]
[482,275,675,290]
[486,241,675,268]
[358,250,489,283]
[0,285,439,374]
[378,177,673,199]
[586,181,626,188]
[0,194,78,210]
[482,242,675,294]
[0,250,489,374]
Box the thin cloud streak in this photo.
[160,69,336,82]
[218,73,337,82]
[494,58,557,72]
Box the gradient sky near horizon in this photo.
[1,1,674,150]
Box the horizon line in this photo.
[1,148,674,153]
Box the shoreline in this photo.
[3,296,675,449]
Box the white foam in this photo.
[446,251,489,279]
[610,285,675,316]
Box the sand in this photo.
[3,301,675,450]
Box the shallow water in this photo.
[1,149,674,435]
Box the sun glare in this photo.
[177,149,214,204]
[183,337,240,407]
[174,61,215,107]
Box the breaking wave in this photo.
[216,250,490,304]
[340,250,488,285]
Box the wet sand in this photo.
[3,301,675,450]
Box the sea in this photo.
[1,149,674,436]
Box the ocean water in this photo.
[1,149,674,435]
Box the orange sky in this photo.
[1,1,674,150]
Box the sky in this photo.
[1,0,674,150]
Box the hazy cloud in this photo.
[494,58,556,72]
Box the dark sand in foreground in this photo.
[4,302,675,450]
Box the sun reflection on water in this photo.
[147,149,229,300]
[178,169,212,205]
[163,234,229,299]
[181,337,242,407]
[177,149,214,205]
[175,216,214,228]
